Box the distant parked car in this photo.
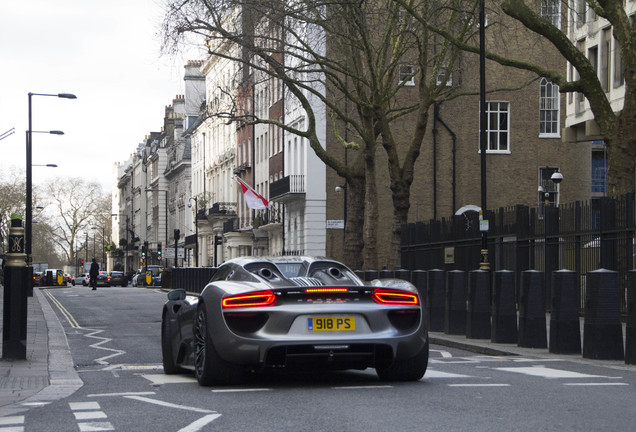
[96,271,110,287]
[108,271,127,287]
[72,273,90,286]
[33,271,45,286]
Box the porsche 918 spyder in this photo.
[161,256,428,386]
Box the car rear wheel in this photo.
[161,311,185,374]
[72,281,76,286]
[376,340,429,382]
[193,305,245,386]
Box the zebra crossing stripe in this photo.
[70,402,114,432]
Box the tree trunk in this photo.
[343,174,365,269]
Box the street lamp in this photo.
[91,226,106,270]
[26,92,76,277]
[111,213,129,275]
[188,197,199,267]
[145,188,168,263]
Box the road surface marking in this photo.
[430,349,453,358]
[332,385,393,390]
[140,374,196,385]
[74,411,108,421]
[448,384,511,387]
[70,402,101,411]
[88,391,156,398]
[124,396,216,414]
[177,414,222,432]
[211,388,272,393]
[424,370,475,379]
[564,383,629,386]
[83,328,126,365]
[495,366,607,379]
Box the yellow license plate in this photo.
[308,317,355,331]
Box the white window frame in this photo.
[398,64,415,87]
[481,101,510,154]
[540,0,561,29]
[539,78,560,138]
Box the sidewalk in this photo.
[0,287,82,417]
[0,286,632,418]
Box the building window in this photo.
[539,78,560,137]
[540,0,561,28]
[601,28,611,92]
[482,101,510,153]
[398,64,415,87]
[592,145,607,194]
[613,34,625,88]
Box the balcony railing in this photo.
[270,175,305,202]
[209,202,237,216]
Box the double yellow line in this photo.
[43,289,80,328]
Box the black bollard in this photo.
[491,270,517,343]
[445,270,466,335]
[379,269,395,279]
[626,271,636,365]
[394,269,411,282]
[584,269,624,360]
[364,270,379,282]
[2,214,29,360]
[518,270,547,348]
[410,270,428,327]
[467,270,491,339]
[428,269,445,332]
[550,270,581,354]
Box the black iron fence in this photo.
[401,194,636,313]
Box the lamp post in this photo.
[91,226,106,270]
[478,0,489,270]
[188,197,199,267]
[145,188,168,263]
[26,92,76,277]
[111,213,129,275]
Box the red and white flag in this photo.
[236,177,271,210]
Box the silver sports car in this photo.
[161,256,428,386]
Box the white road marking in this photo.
[424,370,475,379]
[448,384,511,387]
[88,391,156,398]
[83,328,126,365]
[0,418,23,426]
[74,411,108,421]
[430,349,453,358]
[331,385,392,390]
[77,422,115,431]
[177,414,223,432]
[495,366,607,379]
[69,402,101,411]
[564,383,629,386]
[0,427,24,432]
[102,364,163,371]
[140,374,196,385]
[124,396,216,414]
[211,388,272,393]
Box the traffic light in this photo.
[142,241,148,257]
[157,242,162,260]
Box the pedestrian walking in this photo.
[89,258,99,290]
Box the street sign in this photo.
[163,248,185,259]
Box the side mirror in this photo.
[167,289,186,301]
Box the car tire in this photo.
[161,310,185,374]
[193,304,245,386]
[72,281,76,286]
[376,340,429,382]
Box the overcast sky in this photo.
[0,0,203,193]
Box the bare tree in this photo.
[42,177,111,267]
[162,0,477,268]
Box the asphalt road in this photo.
[18,286,636,432]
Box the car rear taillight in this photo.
[305,288,349,294]
[222,290,276,309]
[372,288,419,306]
